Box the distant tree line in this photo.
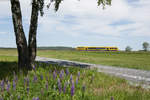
[125,42,150,52]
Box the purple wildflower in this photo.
[15,76,18,82]
[77,71,80,78]
[71,80,75,97]
[45,82,48,90]
[26,77,29,87]
[59,72,63,80]
[70,74,73,83]
[111,97,114,100]
[57,78,61,93]
[13,72,18,82]
[76,77,78,85]
[0,80,4,91]
[18,95,21,100]
[40,74,43,80]
[53,71,56,80]
[61,69,64,74]
[27,87,29,94]
[33,65,36,71]
[65,68,69,76]
[32,97,36,100]
[60,69,64,78]
[36,97,39,100]
[33,75,38,83]
[13,79,16,91]
[6,81,10,92]
[63,81,68,93]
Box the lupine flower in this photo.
[111,97,114,100]
[65,68,69,76]
[14,72,18,82]
[70,74,73,83]
[60,69,64,78]
[57,78,61,93]
[45,82,48,90]
[33,75,38,83]
[53,71,56,80]
[71,80,75,96]
[15,76,18,82]
[18,95,21,100]
[61,69,64,74]
[13,79,16,90]
[77,71,80,78]
[33,66,36,71]
[59,72,63,80]
[26,77,29,87]
[40,74,43,80]
[0,80,4,91]
[63,81,68,93]
[6,81,10,92]
[32,97,36,100]
[76,77,78,85]
[36,97,39,100]
[27,87,29,94]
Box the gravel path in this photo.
[36,56,150,88]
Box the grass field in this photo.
[0,49,150,70]
[37,50,150,71]
[0,54,150,99]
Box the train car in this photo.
[76,46,118,51]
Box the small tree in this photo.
[143,42,149,51]
[125,46,132,52]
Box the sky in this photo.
[0,0,150,50]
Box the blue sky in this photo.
[0,0,150,50]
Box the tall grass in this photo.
[0,63,150,100]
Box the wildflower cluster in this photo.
[0,64,90,100]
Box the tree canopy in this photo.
[37,0,111,16]
[143,42,149,51]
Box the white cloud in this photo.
[37,0,150,38]
[0,0,150,49]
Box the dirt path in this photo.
[36,56,150,88]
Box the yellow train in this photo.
[76,46,118,51]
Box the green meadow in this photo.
[0,53,150,99]
[0,49,150,99]
[37,50,150,71]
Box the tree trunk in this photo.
[10,0,28,69]
[28,0,39,69]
